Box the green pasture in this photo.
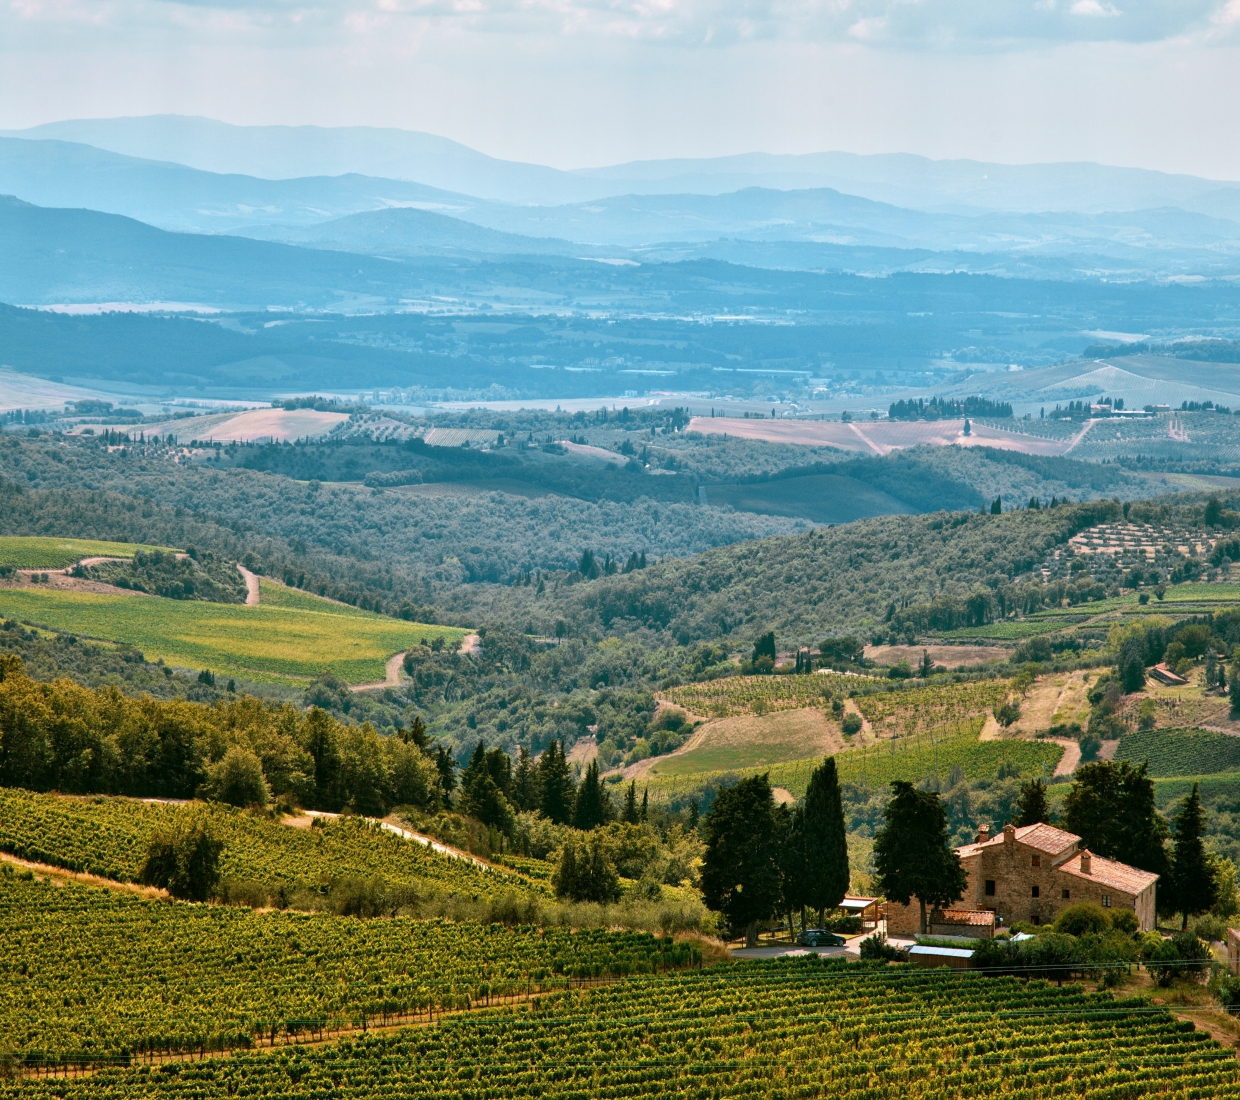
[0,579,464,684]
[0,536,172,569]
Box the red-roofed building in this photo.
[887,822,1158,935]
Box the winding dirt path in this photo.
[298,810,492,868]
[1051,738,1082,777]
[349,651,406,693]
[236,565,260,606]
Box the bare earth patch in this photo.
[865,644,1010,669]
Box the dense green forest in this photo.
[0,428,1229,648]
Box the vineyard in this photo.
[0,580,461,683]
[6,957,1238,1098]
[0,537,166,569]
[1115,727,1240,778]
[641,724,1063,805]
[660,671,873,718]
[0,872,698,1067]
[855,679,1010,737]
[0,788,540,899]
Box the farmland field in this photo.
[644,723,1062,803]
[662,671,877,718]
[0,579,461,682]
[0,536,171,569]
[0,872,694,1065]
[7,957,1237,1098]
[1115,726,1240,778]
[0,788,538,898]
[645,708,843,776]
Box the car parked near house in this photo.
[796,929,846,947]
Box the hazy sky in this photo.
[3,0,1240,176]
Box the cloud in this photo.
[0,0,1232,53]
[1069,0,1121,16]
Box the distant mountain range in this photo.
[8,116,1240,218]
[0,137,474,234]
[7,123,1240,283]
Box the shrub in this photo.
[995,702,1021,727]
[1054,903,1109,937]
[1191,913,1228,944]
[841,713,863,736]
[139,811,224,902]
[553,836,621,904]
[859,933,908,962]
[199,746,271,808]
[1145,933,1212,986]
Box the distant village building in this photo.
[887,822,1158,935]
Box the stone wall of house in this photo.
[884,827,1153,934]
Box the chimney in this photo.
[1003,823,1016,844]
[977,824,991,845]
[1080,850,1092,875]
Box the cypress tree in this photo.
[622,781,640,824]
[512,746,540,813]
[572,760,611,830]
[1014,778,1049,827]
[1170,783,1217,929]
[800,757,850,927]
[538,741,575,825]
[873,781,969,934]
[640,787,649,822]
[701,774,782,947]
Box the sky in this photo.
[3,0,1240,176]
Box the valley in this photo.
[7,107,1240,1099]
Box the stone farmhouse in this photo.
[888,822,1158,936]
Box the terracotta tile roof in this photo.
[1059,852,1159,894]
[1014,823,1081,856]
[957,822,1080,859]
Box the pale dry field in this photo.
[198,408,350,443]
[865,644,1010,668]
[687,416,1081,457]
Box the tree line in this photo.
[0,656,440,817]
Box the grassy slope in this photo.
[0,579,462,683]
[0,535,172,568]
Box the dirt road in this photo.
[236,565,260,606]
[349,651,406,693]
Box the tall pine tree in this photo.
[512,746,541,813]
[1064,760,1169,879]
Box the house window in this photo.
[1102,895,1111,908]
[1031,886,1040,898]
[1062,889,1071,900]
[985,879,996,897]
[1032,855,1041,868]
